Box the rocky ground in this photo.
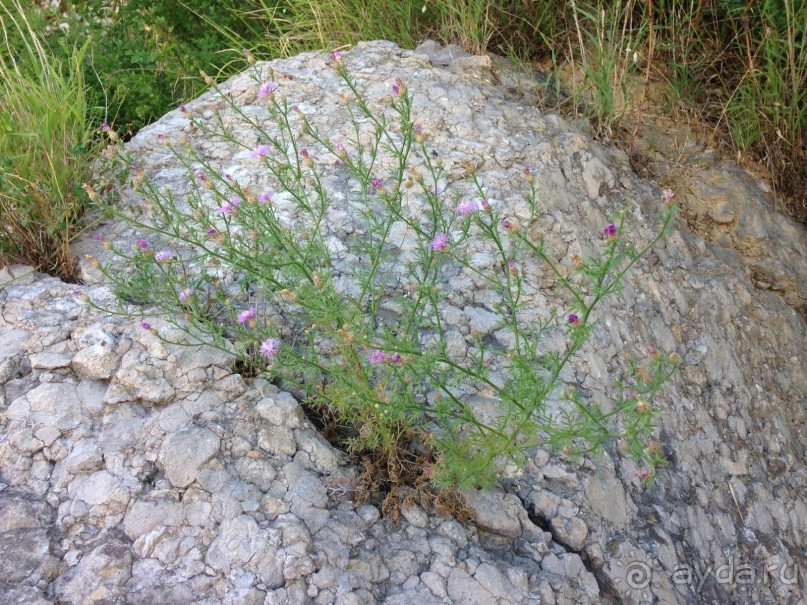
[2,41,805,604]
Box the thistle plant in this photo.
[97,55,678,490]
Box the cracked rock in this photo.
[159,427,221,488]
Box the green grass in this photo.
[13,0,274,135]
[0,1,100,280]
[654,0,805,217]
[569,0,649,135]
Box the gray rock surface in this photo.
[1,40,805,604]
[625,109,807,316]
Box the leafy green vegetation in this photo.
[0,1,100,279]
[8,1,267,133]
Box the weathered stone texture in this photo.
[0,40,804,604]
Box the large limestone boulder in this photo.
[1,41,805,604]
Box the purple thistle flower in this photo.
[130,163,140,173]
[259,191,273,203]
[455,199,478,216]
[140,322,151,330]
[567,314,580,325]
[367,349,387,364]
[206,228,218,236]
[217,196,241,216]
[178,287,195,302]
[93,234,105,242]
[195,170,208,182]
[260,338,281,359]
[372,178,383,188]
[413,123,423,134]
[329,51,342,64]
[179,105,188,114]
[662,189,676,204]
[237,308,256,324]
[155,250,174,262]
[481,199,491,213]
[387,353,402,364]
[217,202,235,216]
[431,233,449,252]
[604,223,617,236]
[134,239,149,251]
[100,122,111,132]
[251,143,271,158]
[258,81,278,97]
[300,149,309,158]
[156,132,167,141]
